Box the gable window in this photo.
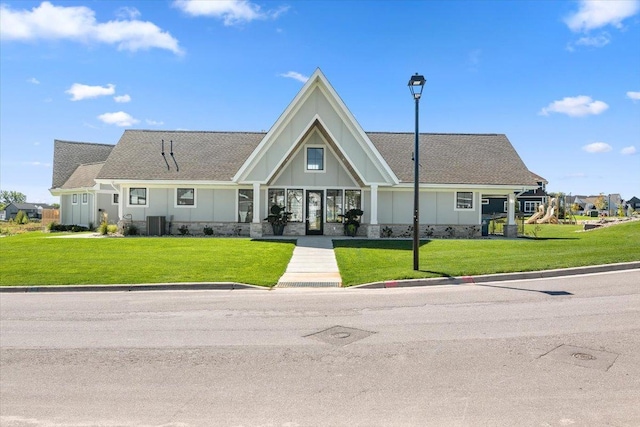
[306,147,324,171]
[456,192,474,210]
[82,193,88,204]
[129,188,147,206]
[238,189,253,223]
[176,188,195,207]
[112,194,119,205]
[72,194,78,205]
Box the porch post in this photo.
[367,184,380,239]
[504,192,518,237]
[250,182,262,238]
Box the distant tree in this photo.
[571,203,581,213]
[0,190,27,206]
[14,210,27,224]
[594,193,607,211]
[51,203,60,209]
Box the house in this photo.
[2,202,55,221]
[627,196,640,212]
[50,69,541,238]
[482,172,548,216]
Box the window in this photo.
[456,192,474,210]
[176,188,195,207]
[326,189,343,222]
[524,201,541,213]
[129,188,147,206]
[345,190,361,211]
[287,189,303,222]
[306,147,324,171]
[238,189,253,223]
[113,194,119,205]
[268,189,285,209]
[82,193,88,204]
[72,194,78,205]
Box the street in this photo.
[1,270,639,426]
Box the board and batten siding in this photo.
[378,189,479,225]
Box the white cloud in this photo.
[621,146,637,155]
[114,94,131,103]
[66,83,115,101]
[565,0,640,32]
[27,77,40,84]
[98,111,139,127]
[0,2,182,54]
[539,95,609,117]
[582,142,613,153]
[279,71,309,83]
[627,91,640,102]
[575,32,611,47]
[146,119,164,126]
[23,161,51,167]
[116,6,141,20]
[174,0,289,26]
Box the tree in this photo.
[594,193,607,211]
[0,190,27,210]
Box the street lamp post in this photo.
[408,73,426,271]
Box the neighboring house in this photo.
[50,69,541,238]
[3,202,55,220]
[482,172,548,216]
[627,196,640,211]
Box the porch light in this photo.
[408,73,426,271]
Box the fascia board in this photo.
[389,183,539,192]
[95,179,237,188]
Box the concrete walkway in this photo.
[277,237,342,288]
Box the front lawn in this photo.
[0,234,295,287]
[334,221,640,286]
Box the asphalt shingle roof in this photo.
[368,132,538,186]
[96,130,265,181]
[52,140,114,189]
[56,130,540,189]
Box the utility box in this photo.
[147,216,166,236]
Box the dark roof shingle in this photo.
[52,140,114,189]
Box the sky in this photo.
[1,0,639,204]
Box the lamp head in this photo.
[408,73,426,99]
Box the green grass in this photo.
[334,221,640,286]
[0,234,295,287]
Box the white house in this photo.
[50,69,540,238]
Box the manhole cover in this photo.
[305,325,375,346]
[541,345,618,371]
[572,352,596,361]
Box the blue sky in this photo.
[1,0,638,204]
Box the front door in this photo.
[306,190,323,235]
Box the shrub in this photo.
[107,224,118,234]
[123,224,139,236]
[15,210,26,224]
[178,225,190,236]
[98,221,109,235]
[203,225,214,236]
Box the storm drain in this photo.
[541,344,619,371]
[305,325,375,346]
[277,282,341,288]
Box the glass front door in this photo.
[306,190,323,235]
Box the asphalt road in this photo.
[1,270,639,426]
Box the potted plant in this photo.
[265,204,291,236]
[341,208,363,237]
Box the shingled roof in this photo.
[96,130,265,182]
[52,140,114,189]
[57,130,538,189]
[368,132,538,186]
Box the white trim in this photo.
[174,187,197,208]
[127,187,149,208]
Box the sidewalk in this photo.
[276,237,342,288]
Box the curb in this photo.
[354,261,640,289]
[0,282,265,293]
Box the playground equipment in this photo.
[526,197,558,224]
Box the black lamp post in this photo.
[408,73,426,271]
